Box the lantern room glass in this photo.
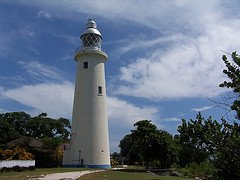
[81,34,102,49]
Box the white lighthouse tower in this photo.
[63,19,111,169]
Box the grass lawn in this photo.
[79,170,194,180]
[0,168,89,180]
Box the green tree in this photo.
[153,129,176,169]
[178,113,240,179]
[217,51,240,178]
[219,51,240,119]
[214,121,240,179]
[178,115,206,167]
[119,134,140,165]
[25,113,70,142]
[0,112,31,144]
[177,113,223,167]
[119,120,175,169]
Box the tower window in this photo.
[98,86,103,95]
[83,62,88,69]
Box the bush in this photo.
[52,148,64,167]
[111,159,119,166]
[0,146,34,160]
[214,135,240,179]
[30,147,63,168]
[150,160,161,169]
[178,162,216,178]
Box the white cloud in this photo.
[161,117,182,122]
[2,0,224,32]
[0,27,36,56]
[115,34,190,56]
[114,19,240,100]
[19,27,36,39]
[3,82,74,118]
[20,0,236,101]
[37,10,52,19]
[192,106,214,112]
[107,96,158,152]
[107,96,158,128]
[0,86,11,102]
[0,30,15,56]
[18,61,64,83]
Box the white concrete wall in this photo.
[0,160,35,169]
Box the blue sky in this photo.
[1,0,240,152]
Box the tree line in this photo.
[117,52,240,179]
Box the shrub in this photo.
[30,147,63,168]
[178,162,216,178]
[214,135,240,179]
[0,146,34,160]
[111,159,119,166]
[51,148,64,167]
[150,160,161,169]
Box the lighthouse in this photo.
[63,19,111,169]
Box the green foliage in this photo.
[0,111,70,145]
[217,51,240,178]
[219,51,240,119]
[177,113,222,166]
[0,112,31,144]
[26,115,70,141]
[177,112,240,179]
[178,162,216,179]
[119,134,140,165]
[214,122,240,179]
[42,137,62,150]
[119,120,176,169]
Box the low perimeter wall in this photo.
[0,160,35,169]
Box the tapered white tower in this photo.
[63,19,111,169]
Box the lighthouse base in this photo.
[62,164,111,169]
[62,150,111,169]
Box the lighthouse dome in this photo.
[80,19,102,50]
[81,20,102,37]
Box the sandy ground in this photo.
[35,170,104,180]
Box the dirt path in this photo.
[35,170,103,180]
